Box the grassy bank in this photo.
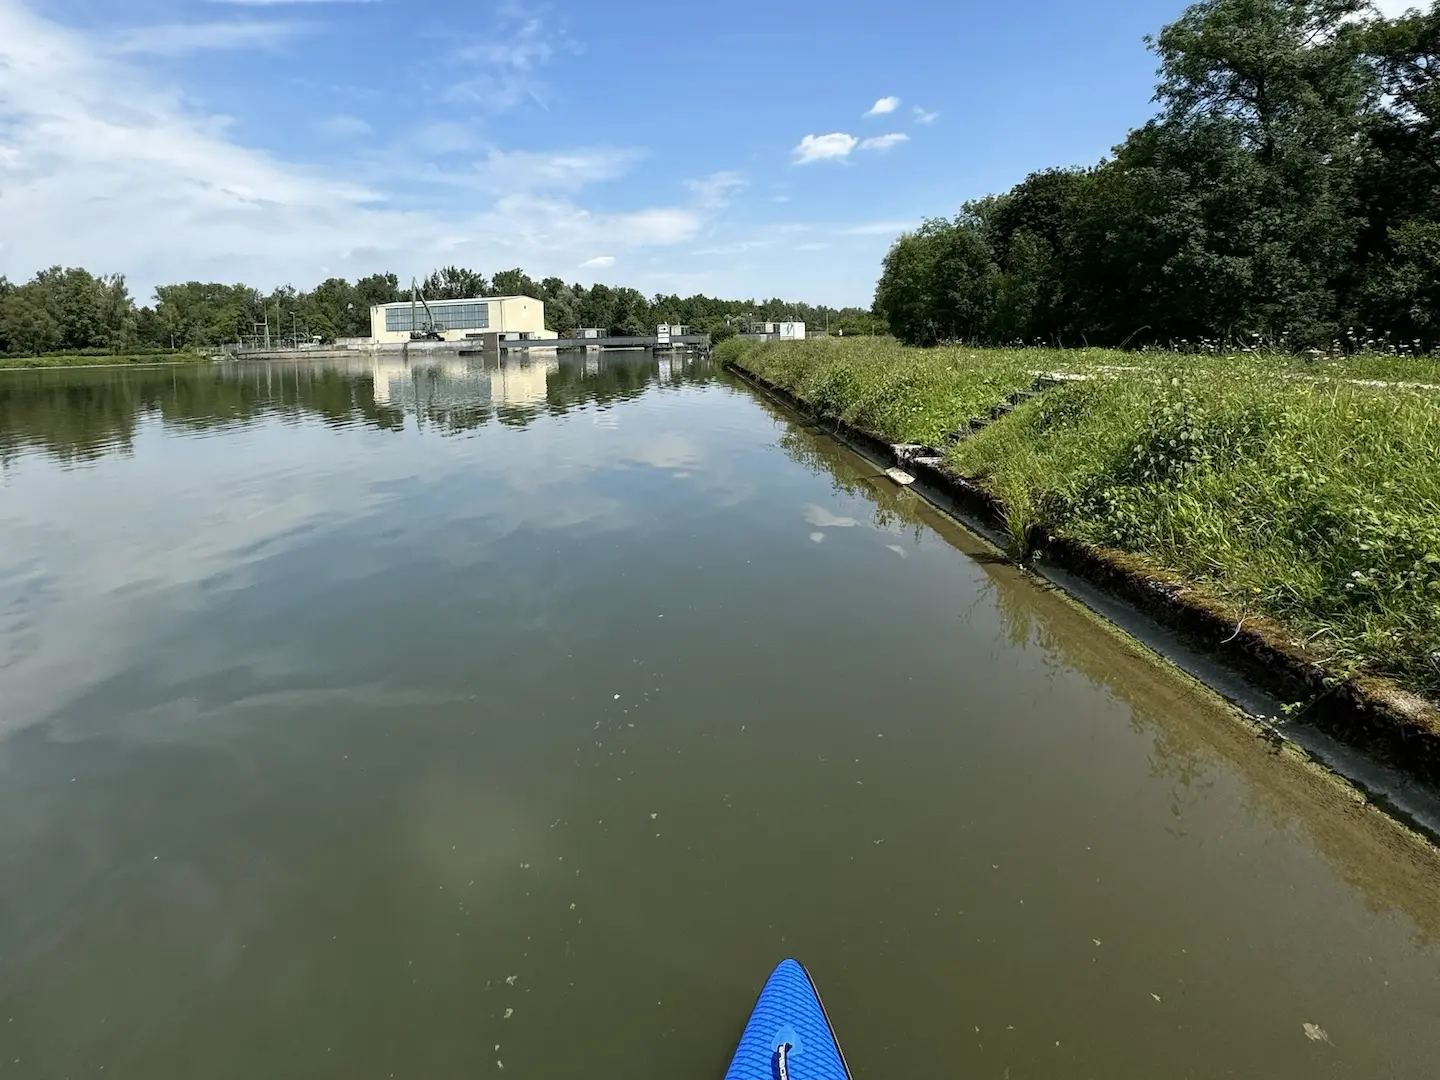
[0,351,211,371]
[718,338,1440,700]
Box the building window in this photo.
[385,302,490,333]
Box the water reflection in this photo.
[766,398,1440,941]
[3,358,1440,1080]
[0,351,716,466]
[773,407,1270,847]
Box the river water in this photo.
[1,353,1438,1079]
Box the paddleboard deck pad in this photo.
[723,959,852,1080]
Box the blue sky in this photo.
[0,0,1413,307]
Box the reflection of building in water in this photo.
[359,349,712,425]
[491,357,559,406]
[370,353,559,411]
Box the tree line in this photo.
[0,264,882,357]
[875,0,1440,351]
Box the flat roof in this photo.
[373,295,539,308]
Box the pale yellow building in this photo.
[368,295,556,345]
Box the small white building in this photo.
[368,295,556,345]
[749,321,806,340]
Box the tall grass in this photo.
[721,338,1440,697]
[716,338,1041,445]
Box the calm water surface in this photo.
[1,353,1439,1079]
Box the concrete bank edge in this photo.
[726,359,1440,792]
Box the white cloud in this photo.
[839,220,919,236]
[793,132,858,164]
[0,1,703,298]
[612,206,698,245]
[380,143,650,208]
[208,0,376,5]
[394,121,483,156]
[0,4,916,308]
[466,147,646,192]
[913,107,939,124]
[864,96,900,116]
[109,20,303,56]
[858,133,908,152]
[445,4,581,113]
[470,196,699,249]
[579,255,614,268]
[685,170,747,208]
[791,131,907,163]
[317,114,373,137]
[691,240,772,257]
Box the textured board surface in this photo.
[723,959,851,1080]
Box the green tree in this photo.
[0,292,61,355]
[610,287,650,336]
[874,217,999,345]
[423,266,489,300]
[538,277,580,332]
[352,273,400,337]
[1345,6,1440,344]
[1143,0,1372,344]
[577,283,614,331]
[154,282,261,347]
[491,268,541,298]
[0,268,139,353]
[307,277,357,342]
[875,224,946,345]
[874,0,1398,350]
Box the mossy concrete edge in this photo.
[726,359,1440,798]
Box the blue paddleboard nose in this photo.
[723,960,852,1080]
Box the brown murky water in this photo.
[1,353,1438,1079]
